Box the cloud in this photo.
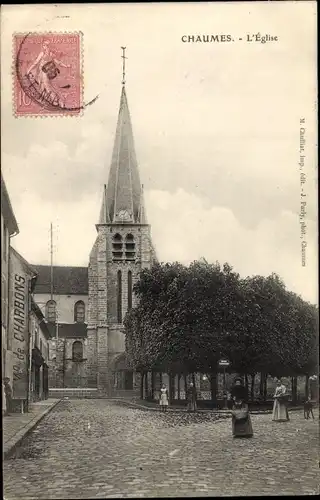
[1,2,317,306]
[10,190,99,267]
[2,127,107,203]
[146,188,318,303]
[6,176,317,305]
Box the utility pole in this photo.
[50,222,53,302]
[50,223,59,388]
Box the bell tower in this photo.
[87,48,157,395]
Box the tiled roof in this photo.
[1,173,19,235]
[47,322,87,338]
[10,247,38,277]
[31,297,51,339]
[32,265,88,295]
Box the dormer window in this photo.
[125,234,135,261]
[112,233,123,261]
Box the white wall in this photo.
[34,293,88,324]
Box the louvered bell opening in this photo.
[125,251,135,261]
[125,242,135,251]
[112,251,123,261]
[113,242,123,251]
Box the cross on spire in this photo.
[121,46,127,86]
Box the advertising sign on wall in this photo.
[9,249,32,399]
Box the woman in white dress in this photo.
[272,379,290,422]
[159,384,169,412]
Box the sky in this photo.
[1,2,318,304]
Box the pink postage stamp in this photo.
[13,32,83,117]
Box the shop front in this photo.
[30,346,49,401]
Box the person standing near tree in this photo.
[4,377,12,416]
[231,377,253,438]
[272,378,290,422]
[187,382,197,412]
[159,383,169,412]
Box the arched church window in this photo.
[128,270,132,310]
[112,233,123,261]
[72,341,83,361]
[74,301,85,323]
[117,270,122,323]
[46,300,56,323]
[125,234,135,261]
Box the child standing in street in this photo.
[159,384,169,412]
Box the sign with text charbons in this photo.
[9,250,32,399]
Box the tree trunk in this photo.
[291,376,297,405]
[183,374,188,401]
[210,372,217,407]
[245,373,249,392]
[177,374,181,400]
[144,372,149,399]
[169,373,174,404]
[160,372,163,387]
[140,371,144,400]
[263,375,268,401]
[151,371,155,400]
[250,373,255,401]
[259,372,264,397]
[305,374,309,400]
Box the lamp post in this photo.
[218,358,230,409]
[55,310,59,389]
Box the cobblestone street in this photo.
[3,400,319,498]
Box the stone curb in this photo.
[3,399,61,460]
[112,399,305,416]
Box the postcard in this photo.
[1,2,318,498]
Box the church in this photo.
[33,63,157,398]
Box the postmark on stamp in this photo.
[13,32,83,117]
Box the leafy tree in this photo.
[125,260,318,402]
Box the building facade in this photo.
[29,298,51,401]
[1,174,19,413]
[32,265,88,390]
[8,247,37,411]
[31,82,157,397]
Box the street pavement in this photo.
[3,400,319,498]
[3,399,60,458]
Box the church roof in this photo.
[32,265,88,295]
[47,322,87,338]
[103,86,143,224]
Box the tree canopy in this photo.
[124,261,318,378]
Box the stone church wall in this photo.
[48,337,88,388]
[87,219,154,396]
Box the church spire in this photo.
[138,184,147,224]
[98,184,109,224]
[99,48,144,225]
[121,46,127,86]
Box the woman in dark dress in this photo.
[231,377,253,438]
